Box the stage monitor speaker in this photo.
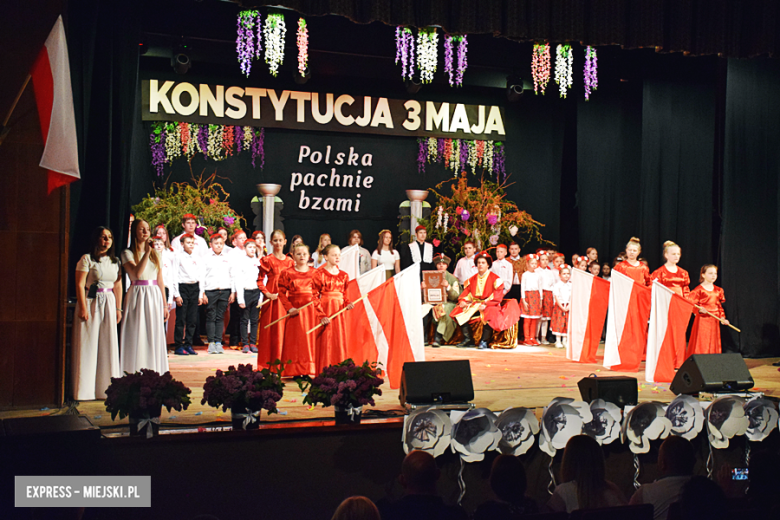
[399,360,474,406]
[670,353,754,395]
[578,375,638,407]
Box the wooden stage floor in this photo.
[5,344,779,431]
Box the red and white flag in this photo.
[603,269,652,372]
[30,16,80,194]
[645,281,694,383]
[345,266,386,366]
[567,268,610,363]
[367,263,425,389]
[339,245,360,280]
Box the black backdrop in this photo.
[66,1,780,358]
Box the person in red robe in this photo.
[450,252,506,350]
[614,236,651,286]
[650,241,691,297]
[687,264,729,357]
[313,245,354,374]
[278,243,319,377]
[256,230,294,368]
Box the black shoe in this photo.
[477,341,491,350]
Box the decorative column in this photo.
[406,189,429,239]
[257,184,281,241]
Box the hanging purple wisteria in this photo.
[149,122,266,176]
[584,46,598,100]
[444,34,468,87]
[416,137,506,181]
[395,26,415,80]
[236,10,262,77]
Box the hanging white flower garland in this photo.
[417,28,438,84]
[555,43,574,98]
[264,13,287,77]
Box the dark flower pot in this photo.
[129,408,162,438]
[334,405,363,425]
[231,408,261,430]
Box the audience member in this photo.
[629,436,695,520]
[331,496,381,520]
[676,476,727,520]
[547,435,627,513]
[473,455,538,520]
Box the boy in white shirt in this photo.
[490,244,513,295]
[453,240,478,285]
[232,239,261,354]
[171,213,208,257]
[172,234,201,355]
[199,234,235,354]
[225,229,248,347]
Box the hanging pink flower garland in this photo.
[532,42,551,95]
[297,18,308,77]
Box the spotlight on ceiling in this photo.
[404,78,422,94]
[172,45,191,74]
[506,75,524,102]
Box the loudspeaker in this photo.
[578,376,638,407]
[670,353,754,394]
[399,360,474,406]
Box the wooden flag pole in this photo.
[263,300,316,329]
[256,297,272,309]
[694,304,740,332]
[307,295,365,335]
[0,74,31,147]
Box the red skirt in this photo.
[551,305,568,335]
[257,298,286,369]
[541,290,554,319]
[687,315,721,358]
[316,292,349,375]
[521,291,541,318]
[281,292,319,377]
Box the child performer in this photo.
[199,233,234,354]
[234,239,261,354]
[252,231,267,256]
[588,261,601,277]
[614,237,651,286]
[277,243,319,377]
[520,254,543,345]
[172,214,208,256]
[449,252,505,349]
[490,244,514,295]
[576,256,589,271]
[552,266,572,349]
[687,265,729,357]
[313,245,354,374]
[172,234,201,356]
[257,230,295,368]
[650,241,690,297]
[505,243,526,301]
[537,250,556,345]
[310,233,332,268]
[585,247,598,264]
[453,241,479,285]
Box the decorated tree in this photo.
[420,172,550,254]
[131,172,247,240]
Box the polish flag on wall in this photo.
[30,16,80,194]
[567,268,610,363]
[603,269,652,372]
[367,264,425,389]
[646,281,695,383]
[345,266,386,366]
[339,245,360,280]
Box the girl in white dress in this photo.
[72,227,123,400]
[120,219,170,374]
[371,229,401,280]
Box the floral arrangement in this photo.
[295,359,383,409]
[149,122,264,176]
[104,369,191,420]
[297,18,308,76]
[531,42,551,94]
[395,26,415,80]
[201,361,285,415]
[236,10,262,77]
[555,43,574,98]
[444,34,468,87]
[583,46,598,100]
[131,172,247,238]
[417,27,438,84]
[417,137,505,179]
[418,171,549,253]
[264,13,286,77]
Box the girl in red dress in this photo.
[313,245,354,374]
[614,237,651,286]
[650,241,691,297]
[278,243,319,377]
[687,265,729,357]
[521,255,543,345]
[256,230,295,368]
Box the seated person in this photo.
[422,254,461,347]
[630,436,695,520]
[473,455,538,520]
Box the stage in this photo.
[11,344,777,432]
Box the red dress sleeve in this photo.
[257,256,270,292]
[715,286,726,318]
[338,271,351,307]
[277,269,293,311]
[641,264,651,286]
[681,269,691,298]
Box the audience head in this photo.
[399,450,440,495]
[331,496,380,520]
[490,455,528,504]
[348,229,364,246]
[678,476,727,520]
[747,451,780,508]
[658,436,695,476]
[561,434,607,510]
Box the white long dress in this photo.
[120,250,169,375]
[72,255,122,400]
